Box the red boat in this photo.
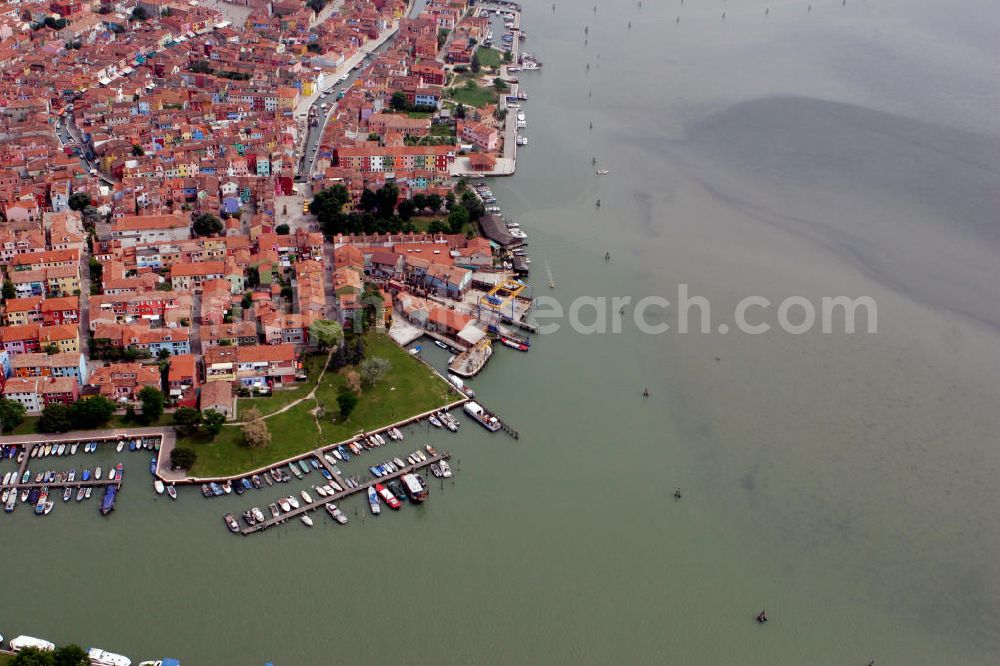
[500,335,529,352]
[375,483,401,509]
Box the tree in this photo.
[344,369,362,396]
[275,223,290,235]
[471,51,481,73]
[360,357,392,387]
[2,278,14,301]
[247,266,260,288]
[397,199,416,221]
[241,291,253,310]
[172,407,202,436]
[336,389,358,419]
[52,644,89,666]
[493,77,509,92]
[241,407,270,449]
[309,319,344,350]
[138,386,164,424]
[69,396,115,429]
[454,103,467,119]
[44,343,60,355]
[190,60,213,74]
[131,144,144,156]
[191,212,223,237]
[131,6,147,20]
[306,0,326,12]
[427,219,447,234]
[0,397,26,433]
[38,403,73,433]
[368,132,380,141]
[170,446,197,470]
[447,205,470,234]
[202,409,226,436]
[11,647,54,666]
[503,50,514,64]
[68,192,91,211]
[390,91,408,111]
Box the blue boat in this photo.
[149,455,157,476]
[241,478,252,490]
[369,466,382,478]
[210,482,223,496]
[309,458,320,469]
[100,485,117,515]
[337,445,351,461]
[129,440,137,452]
[234,481,244,495]
[82,470,91,482]
[320,469,333,480]
[28,488,40,504]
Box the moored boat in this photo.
[77,487,86,501]
[367,486,381,515]
[87,647,132,666]
[464,401,502,432]
[167,484,177,500]
[100,485,117,515]
[402,473,429,502]
[154,480,165,495]
[95,466,102,480]
[300,514,314,527]
[223,513,240,533]
[63,487,72,502]
[439,460,453,478]
[300,490,313,504]
[325,503,348,524]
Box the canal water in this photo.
[3,0,1000,663]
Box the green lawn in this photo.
[477,47,502,69]
[449,82,496,108]
[182,334,454,478]
[237,354,326,419]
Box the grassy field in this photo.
[183,335,454,477]
[449,81,496,108]
[477,47,502,69]
[236,354,327,419]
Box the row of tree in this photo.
[9,644,89,666]
[35,388,164,434]
[310,184,469,238]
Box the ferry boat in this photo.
[100,485,117,515]
[464,401,503,432]
[367,486,381,515]
[87,647,132,666]
[402,473,429,503]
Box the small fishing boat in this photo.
[76,487,86,502]
[376,483,401,509]
[167,484,177,500]
[116,441,125,453]
[325,503,348,524]
[431,463,443,478]
[315,485,328,498]
[85,487,92,500]
[95,466,102,480]
[70,443,78,455]
[243,510,256,526]
[429,415,443,428]
[43,500,54,515]
[278,497,291,512]
[224,513,240,533]
[201,484,212,497]
[263,472,274,487]
[301,514,314,527]
[251,475,262,489]
[269,503,280,519]
[63,487,72,502]
[154,480,165,495]
[100,486,117,515]
[289,463,303,480]
[252,507,265,523]
[368,486,381,515]
[300,490,313,504]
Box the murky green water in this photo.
[2,0,999,663]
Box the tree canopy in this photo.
[0,397,26,433]
[172,407,202,436]
[309,319,344,350]
[202,409,226,436]
[69,395,116,429]
[360,356,392,387]
[241,407,270,449]
[138,386,164,424]
[170,446,197,470]
[38,402,73,433]
[68,192,91,211]
[336,389,358,419]
[191,212,223,237]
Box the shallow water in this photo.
[2,0,999,663]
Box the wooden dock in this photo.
[239,450,451,535]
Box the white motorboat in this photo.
[95,466,102,480]
[116,441,125,453]
[301,515,314,527]
[300,490,313,504]
[154,480,165,495]
[70,443,78,455]
[439,460,453,478]
[315,485,328,497]
[87,647,132,666]
[287,495,300,509]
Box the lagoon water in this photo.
[3,0,1000,663]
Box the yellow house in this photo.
[40,324,80,353]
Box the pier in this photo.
[239,450,452,535]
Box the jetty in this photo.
[239,449,452,535]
